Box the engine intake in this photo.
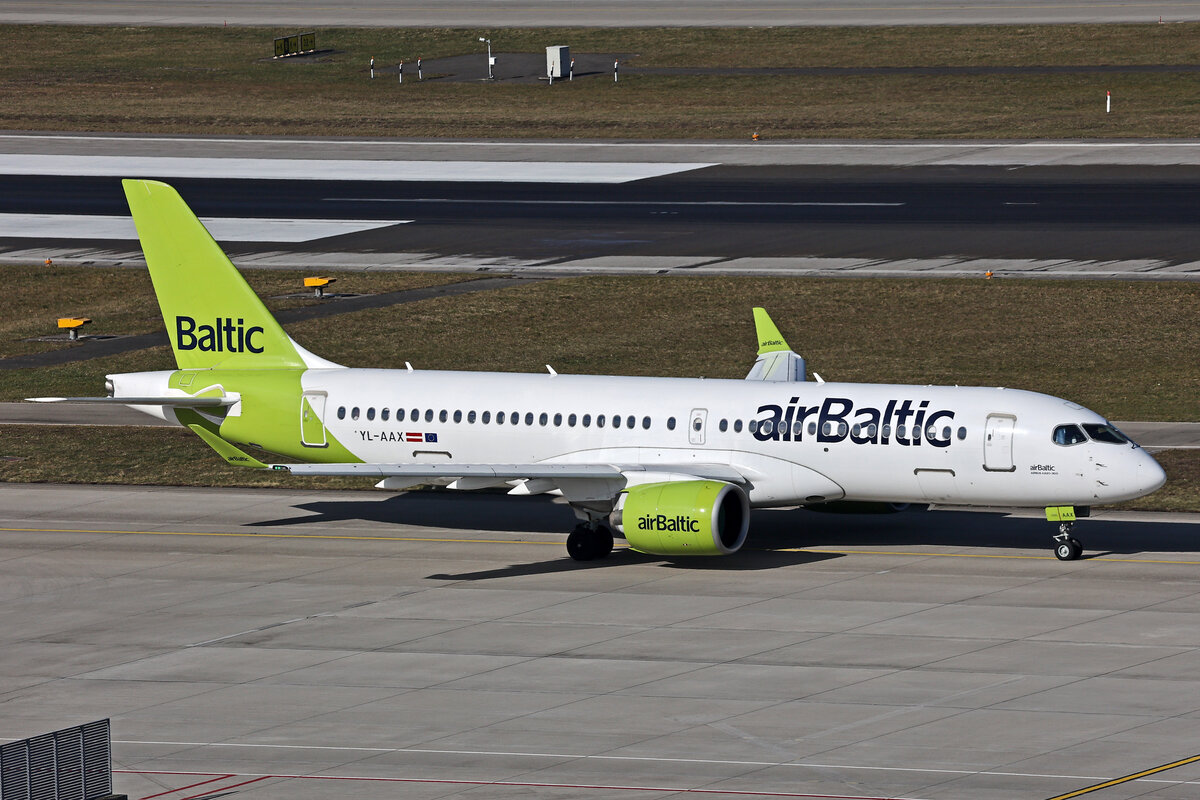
[610,480,749,556]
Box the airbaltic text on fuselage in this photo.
[754,396,956,447]
[176,316,264,353]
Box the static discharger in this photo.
[304,276,336,298]
[57,317,91,341]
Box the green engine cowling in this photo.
[609,480,749,556]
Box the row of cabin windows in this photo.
[336,405,671,431]
[332,405,967,443]
[749,419,967,441]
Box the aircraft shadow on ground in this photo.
[246,491,1199,561]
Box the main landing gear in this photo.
[1053,522,1084,561]
[567,523,614,562]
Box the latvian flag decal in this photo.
[404,432,438,443]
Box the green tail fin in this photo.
[123,179,304,370]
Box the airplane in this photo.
[31,179,1166,562]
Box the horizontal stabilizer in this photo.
[27,395,235,407]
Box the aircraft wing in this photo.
[273,462,745,498]
[273,462,745,483]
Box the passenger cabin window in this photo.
[583,414,592,427]
[439,410,448,423]
[719,419,728,432]
[351,407,360,420]
[525,412,534,426]
[366,407,375,421]
[1082,423,1128,445]
[598,415,606,428]
[957,426,967,440]
[381,408,389,421]
[734,420,743,433]
[425,410,434,422]
[337,406,346,420]
[539,413,548,426]
[568,413,577,427]
[497,411,505,424]
[468,410,476,423]
[667,417,676,430]
[482,411,491,424]
[554,413,563,426]
[396,408,405,421]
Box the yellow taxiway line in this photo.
[1045,753,1200,800]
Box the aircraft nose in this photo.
[1136,451,1168,496]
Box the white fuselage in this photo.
[299,368,1165,508]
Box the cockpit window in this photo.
[1083,423,1130,445]
[1052,424,1087,446]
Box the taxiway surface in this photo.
[3,482,1200,799]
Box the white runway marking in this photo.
[0,213,409,242]
[109,740,1200,788]
[0,154,714,183]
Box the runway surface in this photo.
[4,136,1200,276]
[3,0,1199,26]
[3,482,1200,800]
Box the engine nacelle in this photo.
[609,480,749,556]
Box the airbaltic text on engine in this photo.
[754,397,956,446]
[638,514,702,533]
[176,316,265,353]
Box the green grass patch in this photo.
[0,265,475,358]
[3,23,1200,138]
[3,272,1197,421]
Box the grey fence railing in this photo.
[0,720,113,800]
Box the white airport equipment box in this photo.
[546,45,570,78]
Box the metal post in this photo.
[569,58,574,81]
[479,37,493,80]
[417,57,422,80]
[369,56,374,79]
[614,59,619,83]
[398,60,403,84]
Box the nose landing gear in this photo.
[1053,522,1083,561]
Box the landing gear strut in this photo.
[567,523,614,562]
[1053,522,1083,561]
